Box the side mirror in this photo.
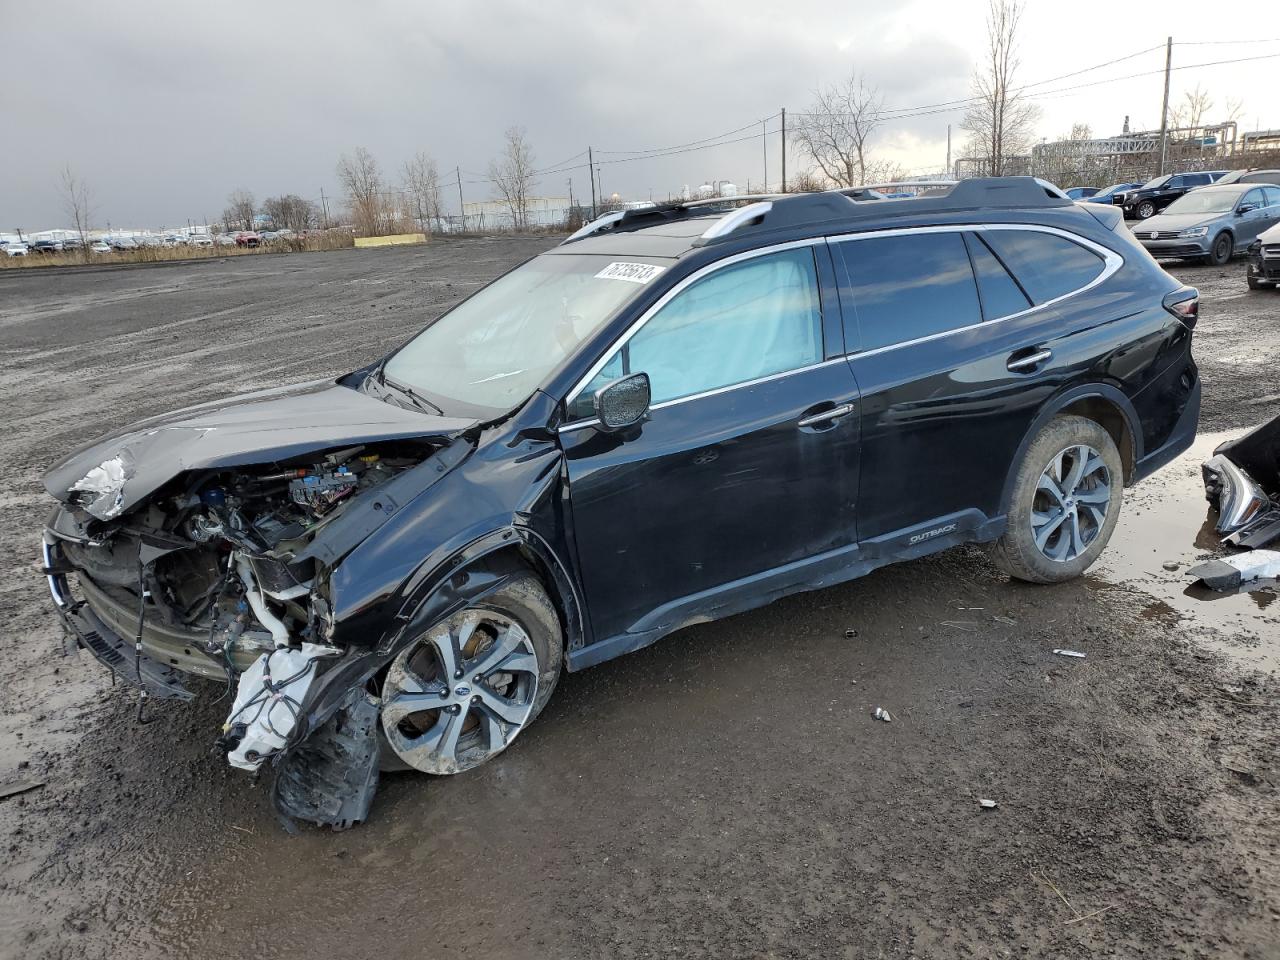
[593,373,650,432]
[1238,204,1256,216]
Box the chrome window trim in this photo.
[559,237,826,427]
[557,223,1123,433]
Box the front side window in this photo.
[839,232,980,350]
[384,253,660,414]
[1241,188,1266,210]
[981,230,1105,305]
[574,248,823,415]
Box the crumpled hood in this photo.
[1134,211,1221,232]
[44,378,478,520]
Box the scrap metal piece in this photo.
[1203,454,1271,534]
[978,798,998,809]
[273,688,381,831]
[1187,550,1280,590]
[873,707,892,722]
[1053,649,1087,658]
[1224,508,1280,550]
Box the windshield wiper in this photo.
[378,371,444,416]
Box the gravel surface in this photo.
[0,244,1276,960]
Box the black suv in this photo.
[41,178,1201,826]
[1122,170,1227,220]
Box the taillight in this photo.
[1163,287,1199,329]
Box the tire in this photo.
[1247,276,1273,290]
[1208,232,1233,266]
[1136,200,1156,220]
[991,415,1124,584]
[379,573,563,775]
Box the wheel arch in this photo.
[1000,383,1142,513]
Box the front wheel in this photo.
[991,416,1124,584]
[1136,200,1156,220]
[1208,232,1233,266]
[380,574,562,775]
[1247,276,1273,290]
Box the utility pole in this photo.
[456,167,465,228]
[762,118,768,192]
[319,188,330,229]
[780,107,787,193]
[1158,36,1173,176]
[946,124,952,178]
[588,147,597,219]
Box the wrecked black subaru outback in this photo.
[40,178,1201,827]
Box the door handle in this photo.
[798,402,856,428]
[1007,347,1053,373]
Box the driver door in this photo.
[559,244,861,647]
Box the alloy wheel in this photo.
[381,608,540,774]
[1137,201,1155,219]
[1030,444,1112,563]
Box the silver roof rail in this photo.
[861,179,959,191]
[561,210,625,245]
[680,192,787,209]
[698,201,774,240]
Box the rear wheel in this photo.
[1208,232,1233,266]
[380,574,562,775]
[991,416,1124,584]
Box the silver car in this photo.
[1134,183,1280,264]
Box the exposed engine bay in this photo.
[46,439,436,813]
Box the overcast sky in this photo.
[2,0,1277,230]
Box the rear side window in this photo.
[838,232,980,350]
[964,233,1032,320]
[980,230,1105,305]
[1264,187,1280,208]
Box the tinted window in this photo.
[1166,176,1185,189]
[576,247,823,413]
[965,233,1032,319]
[1242,188,1266,209]
[981,230,1105,305]
[1187,173,1212,186]
[1263,187,1280,208]
[839,232,980,350]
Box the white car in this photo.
[90,240,111,254]
[2,241,29,257]
[188,235,214,247]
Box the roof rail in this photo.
[699,201,774,240]
[559,194,788,245]
[562,210,626,244]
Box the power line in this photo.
[597,116,778,155]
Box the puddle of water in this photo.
[1094,428,1280,672]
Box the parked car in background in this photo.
[188,235,214,247]
[214,234,238,247]
[31,240,64,254]
[1247,222,1280,289]
[1217,169,1280,186]
[1122,171,1228,220]
[137,236,162,248]
[2,240,29,257]
[1064,187,1099,200]
[62,237,83,250]
[109,237,139,251]
[89,240,111,254]
[160,235,187,247]
[234,231,261,247]
[1082,183,1144,206]
[1132,183,1280,264]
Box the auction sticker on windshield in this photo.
[595,262,666,284]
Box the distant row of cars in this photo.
[1,229,298,258]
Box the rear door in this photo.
[833,225,1116,548]
[1237,187,1278,248]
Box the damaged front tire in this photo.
[380,574,562,775]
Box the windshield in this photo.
[1163,190,1238,215]
[1142,175,1170,190]
[382,253,663,412]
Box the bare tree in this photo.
[58,164,94,260]
[1169,84,1214,133]
[787,168,830,193]
[223,189,257,232]
[261,194,317,232]
[337,147,387,236]
[862,158,907,187]
[792,74,885,187]
[962,0,1040,177]
[488,127,536,230]
[401,151,443,234]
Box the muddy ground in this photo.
[0,243,1276,960]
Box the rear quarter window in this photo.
[980,230,1105,305]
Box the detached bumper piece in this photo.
[1188,551,1280,590]
[1203,415,1280,550]
[273,688,381,831]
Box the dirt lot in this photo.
[0,244,1276,960]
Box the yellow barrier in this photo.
[354,233,428,248]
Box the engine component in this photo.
[236,556,290,646]
[221,643,328,771]
[290,468,359,516]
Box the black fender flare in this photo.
[998,382,1143,515]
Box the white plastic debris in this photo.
[1187,550,1280,590]
[223,644,327,771]
[873,707,892,723]
[1053,649,1087,659]
[978,798,998,809]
